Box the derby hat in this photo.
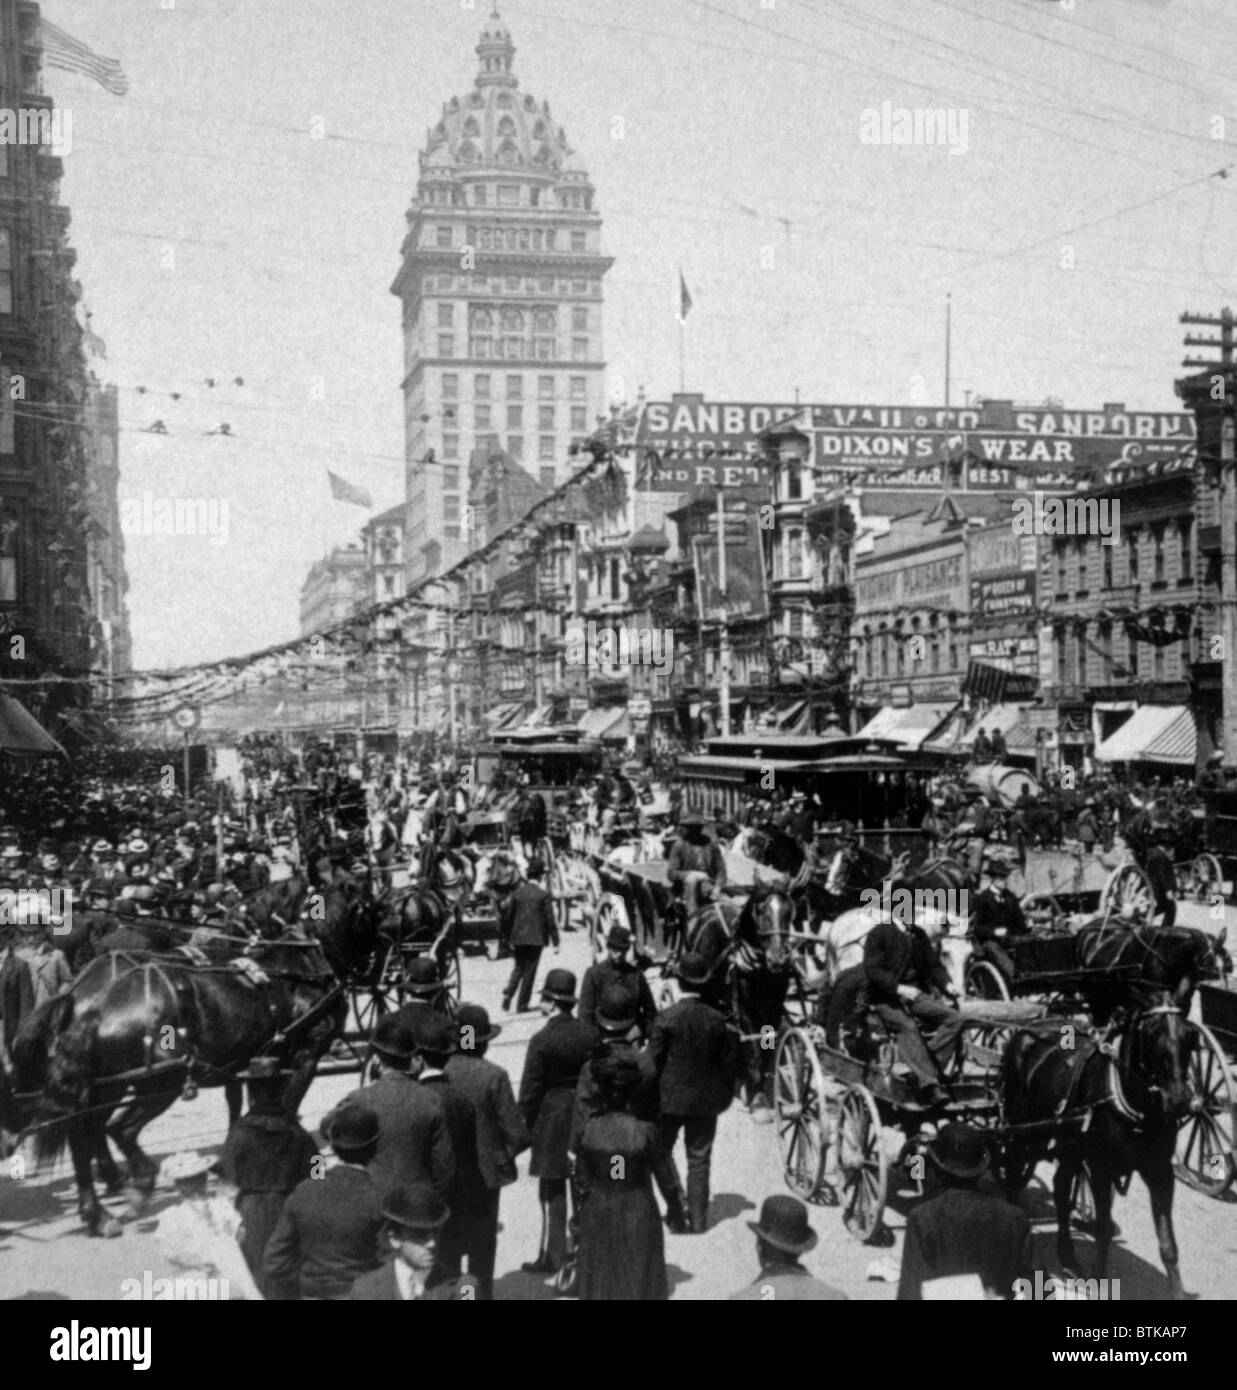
[236,1056,286,1082]
[408,1011,455,1057]
[371,1013,416,1062]
[985,859,1012,879]
[455,1002,501,1047]
[328,1102,380,1153]
[163,1150,213,1183]
[928,1122,990,1180]
[381,1182,450,1231]
[541,967,578,1003]
[747,1195,818,1256]
[596,984,638,1034]
[605,924,632,950]
[403,955,440,995]
[676,951,711,987]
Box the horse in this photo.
[1002,993,1197,1299]
[1074,917,1229,1022]
[730,885,795,1113]
[1,883,373,1238]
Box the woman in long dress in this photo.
[575,1053,669,1301]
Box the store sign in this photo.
[970,572,1037,617]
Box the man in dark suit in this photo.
[322,1013,455,1203]
[971,859,1029,982]
[517,968,597,1274]
[262,1103,384,1300]
[863,908,965,1105]
[730,1196,847,1300]
[444,1002,531,1299]
[578,924,656,1037]
[347,1183,479,1301]
[0,927,34,1067]
[406,1010,485,1287]
[500,858,559,1013]
[897,1123,1032,1300]
[648,951,741,1234]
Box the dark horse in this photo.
[678,884,794,1112]
[1,882,374,1237]
[1002,993,1197,1300]
[1075,916,1229,1023]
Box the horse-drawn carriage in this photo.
[1178,976,1237,1198]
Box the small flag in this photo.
[39,19,129,96]
[327,471,372,508]
[677,271,693,324]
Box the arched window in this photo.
[497,138,520,164]
[496,92,513,108]
[501,308,524,333]
[497,115,516,136]
[470,307,493,331]
[534,309,556,333]
[458,141,478,163]
[463,116,480,137]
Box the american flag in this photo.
[39,19,129,97]
[327,471,372,508]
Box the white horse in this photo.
[797,905,971,999]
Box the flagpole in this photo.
[679,316,685,393]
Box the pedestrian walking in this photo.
[575,1052,669,1302]
[897,1122,1031,1300]
[578,924,656,1036]
[444,1002,531,1299]
[729,1196,847,1301]
[262,1102,384,1301]
[500,857,559,1013]
[347,1184,478,1300]
[647,950,741,1234]
[518,968,597,1276]
[216,1057,319,1298]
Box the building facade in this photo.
[391,9,614,589]
[299,543,368,637]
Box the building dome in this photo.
[421,9,579,179]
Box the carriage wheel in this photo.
[435,942,462,1017]
[838,1084,888,1241]
[1186,853,1225,905]
[964,959,1011,1002]
[773,1029,827,1200]
[1102,864,1154,921]
[1174,1021,1236,1197]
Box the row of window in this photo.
[437,304,589,333]
[442,373,589,401]
[1054,626,1177,685]
[1052,520,1192,592]
[439,433,582,462]
[464,404,589,430]
[424,275,600,297]
[434,335,591,361]
[861,630,961,679]
[435,218,589,251]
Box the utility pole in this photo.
[716,487,731,736]
[1178,308,1236,766]
[446,609,457,747]
[944,293,952,410]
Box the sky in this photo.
[43,0,1237,669]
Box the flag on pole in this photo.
[327,471,373,508]
[677,271,693,324]
[39,20,129,96]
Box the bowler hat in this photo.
[606,925,632,950]
[371,1013,416,1062]
[328,1102,380,1153]
[236,1056,286,1082]
[928,1122,990,1180]
[381,1182,450,1231]
[676,951,710,987]
[985,859,1011,879]
[596,984,638,1034]
[409,1011,455,1057]
[541,967,577,1003]
[455,1002,501,1047]
[404,956,441,996]
[747,1195,818,1255]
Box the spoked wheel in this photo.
[435,941,462,1018]
[837,1083,887,1242]
[1186,853,1225,904]
[964,958,1011,1002]
[1175,1021,1236,1197]
[1102,863,1154,921]
[773,1028,827,1200]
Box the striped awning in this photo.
[1094,705,1195,766]
[856,702,957,750]
[960,703,1031,751]
[577,705,627,740]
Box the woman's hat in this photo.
[747,1195,818,1255]
[163,1150,213,1183]
[928,1122,990,1180]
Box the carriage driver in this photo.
[862,900,966,1108]
[969,858,1030,981]
[667,813,727,921]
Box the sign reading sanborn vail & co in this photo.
[637,397,1195,493]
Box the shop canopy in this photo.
[855,702,957,751]
[1093,705,1195,767]
[0,695,66,756]
[576,705,628,741]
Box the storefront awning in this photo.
[959,703,1032,752]
[856,702,957,751]
[482,701,523,730]
[1094,705,1196,766]
[576,705,628,741]
[0,695,66,756]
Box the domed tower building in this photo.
[393,9,614,585]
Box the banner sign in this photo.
[970,572,1036,617]
[692,508,768,621]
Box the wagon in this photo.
[773,999,1044,1241]
[1175,977,1237,1197]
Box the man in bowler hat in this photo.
[347,1184,478,1301]
[500,858,559,1013]
[518,968,597,1274]
[897,1122,1031,1300]
[730,1196,847,1300]
[578,923,656,1037]
[444,1002,531,1298]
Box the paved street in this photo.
[3,900,1237,1301]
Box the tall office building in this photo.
[392,8,614,585]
